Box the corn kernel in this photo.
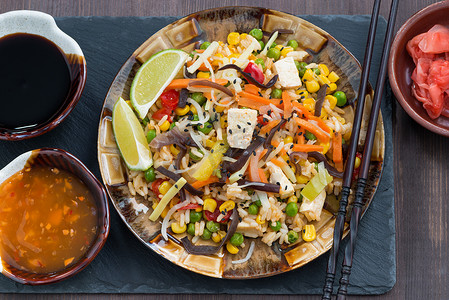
[287,195,298,203]
[320,109,328,119]
[195,206,203,212]
[215,104,226,113]
[275,44,284,51]
[281,46,294,57]
[211,53,224,67]
[159,120,170,132]
[296,89,309,98]
[158,181,172,195]
[302,224,316,242]
[171,222,187,234]
[240,33,248,40]
[160,206,170,218]
[327,83,338,93]
[212,232,222,243]
[175,105,190,116]
[226,242,239,254]
[302,98,315,112]
[302,69,315,81]
[220,115,227,128]
[284,136,294,144]
[320,142,330,154]
[354,156,362,169]
[197,71,210,79]
[306,80,320,93]
[227,32,240,45]
[190,105,197,114]
[325,95,338,109]
[170,144,180,156]
[318,64,330,76]
[317,74,331,85]
[328,71,340,83]
[336,115,346,125]
[219,200,235,213]
[296,174,309,184]
[256,215,265,224]
[203,198,217,212]
[205,139,215,148]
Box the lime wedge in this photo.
[112,97,153,171]
[130,49,188,118]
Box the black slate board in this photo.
[0,15,395,295]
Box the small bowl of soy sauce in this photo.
[0,10,87,140]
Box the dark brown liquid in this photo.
[0,33,71,130]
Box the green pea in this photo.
[254,58,265,69]
[270,42,277,49]
[189,149,203,162]
[255,199,262,207]
[287,39,299,49]
[286,202,298,217]
[304,131,317,141]
[258,40,265,51]
[249,28,263,40]
[146,129,156,143]
[200,41,211,50]
[267,48,281,60]
[287,230,299,243]
[248,204,259,215]
[187,223,196,236]
[169,122,176,130]
[190,210,202,223]
[333,91,347,107]
[297,61,308,77]
[192,114,199,122]
[190,92,206,105]
[271,88,283,99]
[206,221,220,233]
[198,121,213,134]
[144,167,156,182]
[230,233,244,246]
[313,68,321,75]
[270,221,282,231]
[201,228,212,240]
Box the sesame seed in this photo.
[211,149,214,153]
[247,122,251,125]
[243,128,246,133]
[220,143,224,146]
[280,100,283,104]
[184,129,188,132]
[229,129,233,134]
[285,185,288,190]
[175,184,178,188]
[276,182,280,186]
[237,124,241,129]
[258,91,263,97]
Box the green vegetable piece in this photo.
[249,28,263,40]
[230,233,244,246]
[206,221,220,233]
[190,92,207,105]
[270,42,277,49]
[248,204,259,215]
[304,131,317,141]
[270,221,282,231]
[297,61,308,77]
[142,116,150,126]
[271,88,283,99]
[286,202,298,217]
[300,164,333,201]
[247,189,255,196]
[187,223,196,236]
[254,58,265,69]
[190,210,202,223]
[192,114,199,122]
[313,68,321,75]
[287,39,299,49]
[287,230,299,243]
[189,149,203,162]
[201,228,212,240]
[258,40,265,51]
[146,129,156,143]
[200,41,211,50]
[169,122,176,130]
[198,121,213,134]
[144,167,156,182]
[267,48,281,60]
[334,91,347,107]
[255,199,262,207]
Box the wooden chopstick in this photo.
[321,1,382,299]
[335,0,399,298]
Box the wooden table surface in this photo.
[0,0,445,299]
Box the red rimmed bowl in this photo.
[0,148,109,285]
[0,10,87,141]
[388,1,449,136]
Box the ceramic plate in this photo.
[97,7,385,279]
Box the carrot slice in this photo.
[308,115,332,134]
[191,176,219,189]
[297,130,305,144]
[292,101,313,118]
[270,158,287,168]
[282,91,293,118]
[294,117,330,143]
[244,84,261,95]
[260,119,281,135]
[258,169,268,183]
[186,60,209,71]
[238,91,282,107]
[333,132,344,172]
[292,144,324,152]
[165,78,228,90]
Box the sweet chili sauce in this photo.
[0,165,98,274]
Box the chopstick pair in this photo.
[321,0,399,299]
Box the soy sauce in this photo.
[0,33,71,130]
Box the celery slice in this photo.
[300,162,332,201]
[149,177,187,221]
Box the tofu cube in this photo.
[226,108,258,149]
[273,57,302,89]
[266,162,295,199]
